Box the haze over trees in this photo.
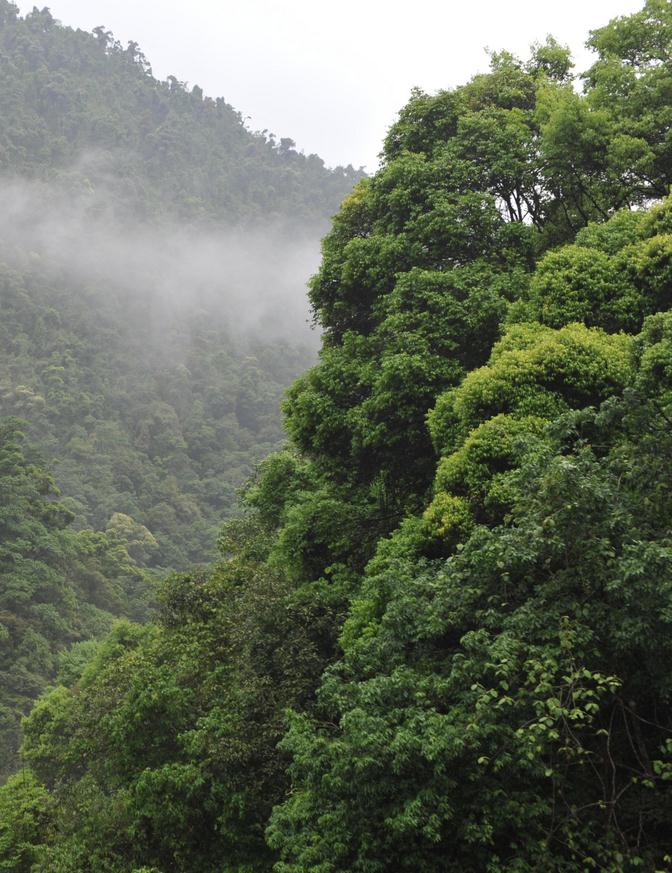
[0,0,361,776]
[3,1,672,871]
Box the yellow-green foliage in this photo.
[435,414,544,496]
[623,233,672,312]
[636,310,672,391]
[524,197,672,333]
[422,492,474,545]
[574,207,646,253]
[429,322,633,455]
[424,326,633,546]
[642,196,672,237]
[527,244,636,330]
[426,414,547,527]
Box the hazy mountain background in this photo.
[0,1,362,569]
[0,0,361,773]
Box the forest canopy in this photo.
[0,0,361,776]
[4,1,672,872]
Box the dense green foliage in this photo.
[0,2,359,225]
[5,1,672,871]
[0,1,360,778]
[0,420,152,779]
[0,252,313,569]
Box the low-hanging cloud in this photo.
[0,168,325,352]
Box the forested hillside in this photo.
[5,0,672,871]
[0,2,358,224]
[0,1,361,779]
[0,419,153,780]
[0,0,362,566]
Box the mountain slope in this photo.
[0,1,360,775]
[0,0,362,571]
[0,1,360,225]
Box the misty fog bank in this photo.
[0,171,324,348]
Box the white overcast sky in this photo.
[19,0,644,171]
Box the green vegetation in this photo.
[4,1,672,871]
[0,419,152,780]
[0,0,361,568]
[0,251,315,569]
[0,1,360,774]
[0,2,359,225]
